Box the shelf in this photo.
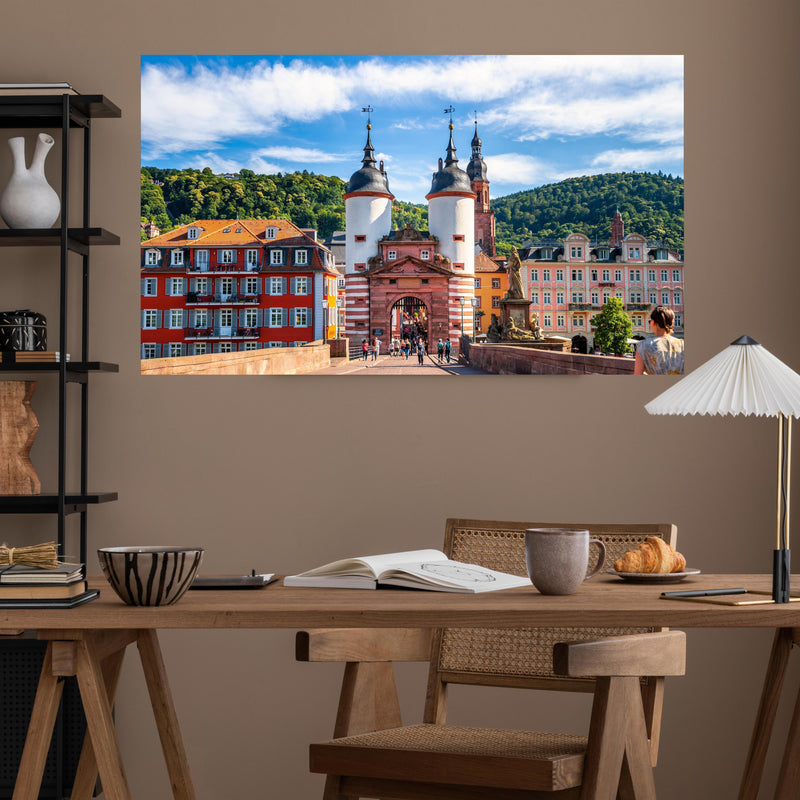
[0,228,120,252]
[0,362,119,381]
[0,492,118,514]
[0,95,122,128]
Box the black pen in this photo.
[661,587,747,598]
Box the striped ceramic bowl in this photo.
[98,546,203,606]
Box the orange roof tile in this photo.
[475,251,505,273]
[143,218,310,247]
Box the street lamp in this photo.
[321,299,329,344]
[470,297,479,341]
[457,296,465,336]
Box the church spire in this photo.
[444,105,458,167]
[361,105,376,167]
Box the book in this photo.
[0,580,87,600]
[283,549,532,593]
[0,563,83,584]
[190,573,277,589]
[0,589,99,609]
[2,352,71,363]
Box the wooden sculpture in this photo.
[0,380,41,494]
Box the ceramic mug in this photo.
[525,528,606,595]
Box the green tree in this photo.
[591,298,633,356]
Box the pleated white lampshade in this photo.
[645,336,800,418]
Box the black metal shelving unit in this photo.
[0,92,120,799]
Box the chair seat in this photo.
[310,724,588,792]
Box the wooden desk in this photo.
[2,574,798,799]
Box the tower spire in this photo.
[444,105,458,167]
[361,105,376,166]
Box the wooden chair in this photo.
[296,519,686,800]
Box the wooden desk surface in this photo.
[1,574,798,630]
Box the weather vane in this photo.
[362,105,373,127]
[444,105,455,126]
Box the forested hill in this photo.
[492,172,684,252]
[141,167,683,252]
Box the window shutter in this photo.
[290,277,296,295]
[281,308,287,327]
[290,308,296,327]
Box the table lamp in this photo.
[645,335,800,603]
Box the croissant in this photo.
[614,537,686,574]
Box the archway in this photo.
[391,296,429,350]
[571,335,588,354]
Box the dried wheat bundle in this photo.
[0,541,59,569]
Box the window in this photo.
[650,290,658,304]
[355,263,366,271]
[354,235,366,242]
[421,279,429,284]
[556,291,564,305]
[293,308,310,327]
[243,277,259,295]
[542,269,551,281]
[242,342,259,351]
[540,248,552,260]
[295,250,308,265]
[590,269,598,281]
[243,308,259,327]
[194,277,209,295]
[269,277,284,295]
[597,248,609,261]
[219,249,234,264]
[142,310,158,329]
[603,291,611,304]
[628,247,641,259]
[648,269,656,282]
[217,342,234,353]
[387,250,397,260]
[673,269,681,283]
[630,291,642,303]
[491,296,501,308]
[661,269,668,281]
[656,249,668,261]
[474,296,481,308]
[292,277,309,295]
[574,315,584,328]
[530,292,539,304]
[591,291,599,305]
[218,277,233,297]
[421,250,430,260]
[530,268,539,281]
[246,249,259,267]
[662,290,670,305]
[453,263,464,270]
[675,313,683,328]
[543,291,552,305]
[168,309,183,329]
[141,278,157,296]
[195,250,209,269]
[474,278,481,289]
[453,234,464,242]
[187,227,199,240]
[269,308,285,327]
[571,291,584,303]
[193,309,208,328]
[491,278,501,289]
[614,269,622,282]
[571,269,583,281]
[168,278,185,296]
[570,246,582,259]
[141,343,158,359]
[271,250,284,265]
[170,250,184,266]
[145,250,159,266]
[674,291,682,305]
[602,269,610,281]
[616,289,624,299]
[167,343,184,357]
[629,269,641,282]
[543,314,552,327]
[192,343,207,355]
[266,227,277,240]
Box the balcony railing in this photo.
[626,303,652,311]
[186,264,262,273]
[568,302,593,311]
[186,294,261,305]
[184,327,261,339]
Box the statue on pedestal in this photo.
[504,246,526,300]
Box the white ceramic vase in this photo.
[0,133,61,229]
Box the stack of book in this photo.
[2,351,71,364]
[0,563,98,608]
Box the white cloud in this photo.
[254,146,349,163]
[588,145,684,172]
[485,153,553,186]
[142,55,683,157]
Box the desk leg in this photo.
[75,638,131,800]
[738,628,794,800]
[774,629,800,799]
[70,647,126,800]
[12,644,64,800]
[137,629,196,800]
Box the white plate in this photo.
[607,568,701,584]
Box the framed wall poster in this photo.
[140,54,684,376]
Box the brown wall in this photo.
[1,1,798,797]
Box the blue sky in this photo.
[141,55,683,205]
